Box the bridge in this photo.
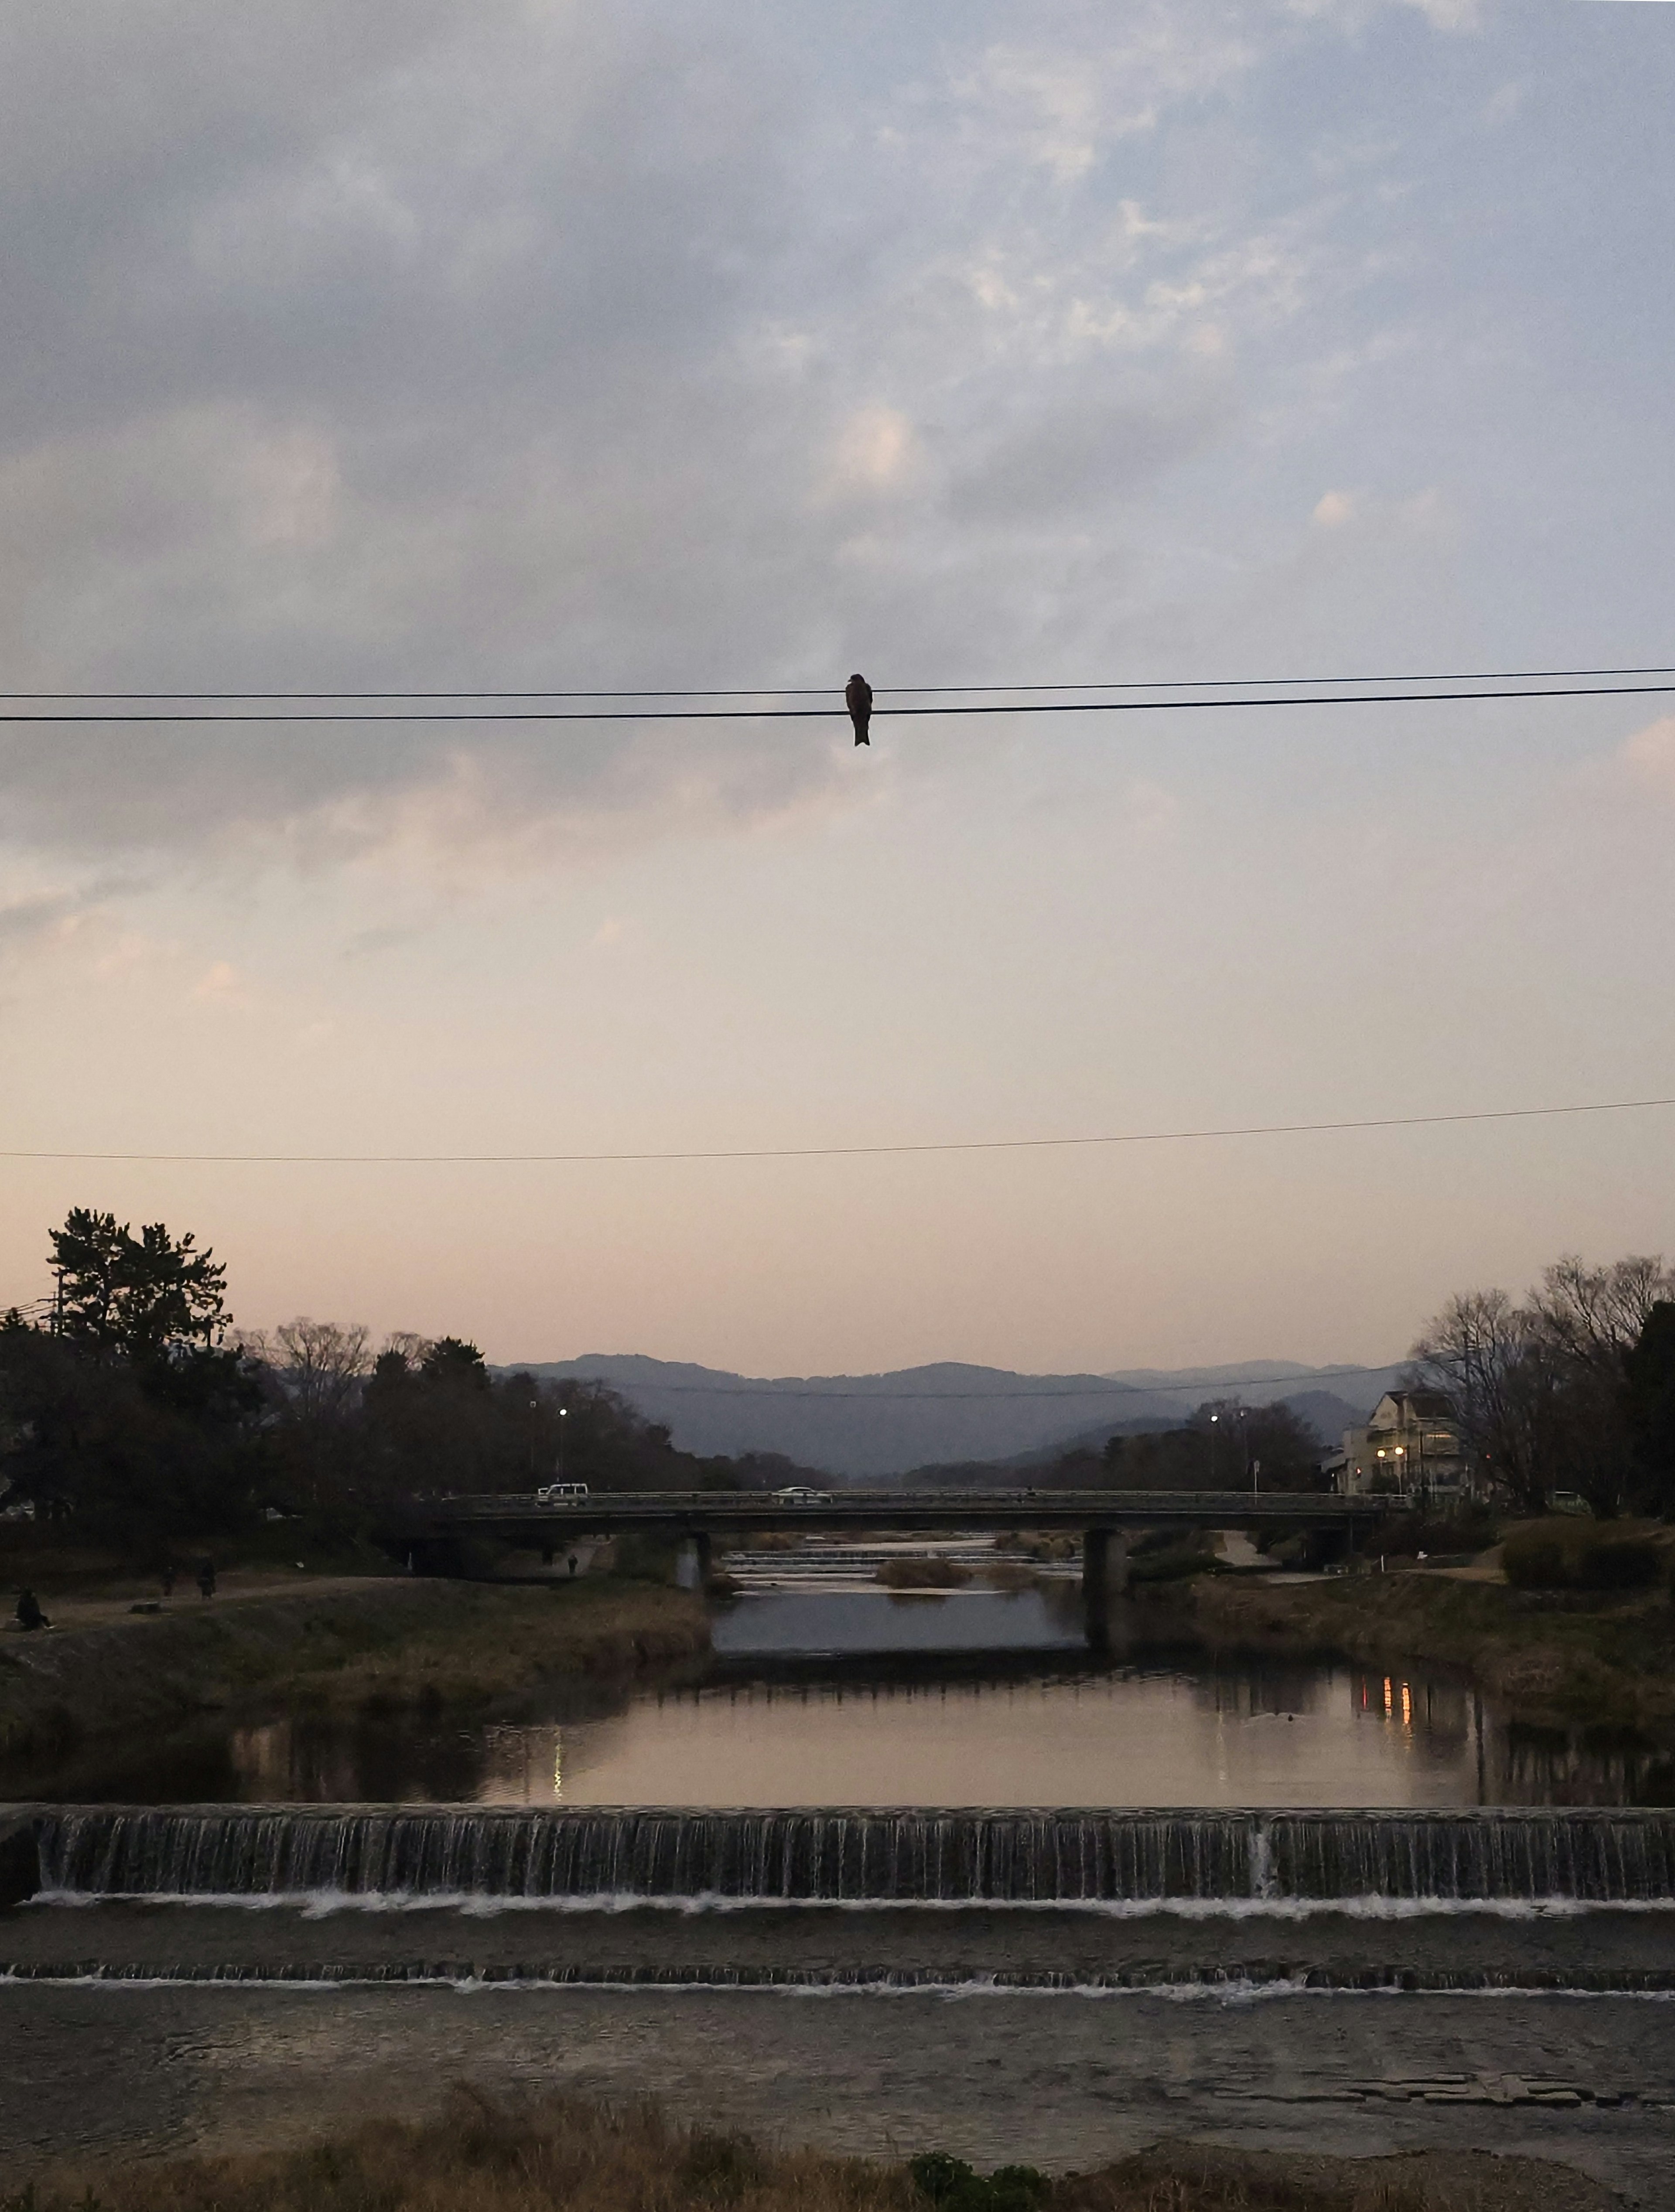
[383,1487,1407,1605]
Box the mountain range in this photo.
[505,1355,1406,1479]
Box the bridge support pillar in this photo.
[677,1533,714,1591]
[1081,1528,1128,1598]
[1082,1528,1128,1652]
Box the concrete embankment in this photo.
[0,1579,709,1761]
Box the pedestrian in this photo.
[567,1553,578,1577]
[161,1562,176,1599]
[196,1557,216,1600]
[15,1588,49,1632]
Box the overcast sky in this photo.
[2,0,1673,1377]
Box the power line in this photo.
[3,679,1674,725]
[3,1092,1671,1166]
[540,1365,1398,1403]
[3,662,1671,702]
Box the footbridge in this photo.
[383,1487,1406,1601]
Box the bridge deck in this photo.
[393,1487,1401,1543]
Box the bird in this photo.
[845,672,873,746]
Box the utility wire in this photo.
[3,1092,1671,1166]
[4,680,1675,724]
[3,662,1672,702]
[538,1365,1399,1403]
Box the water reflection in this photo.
[7,1590,1675,1809]
[713,1585,1086,1656]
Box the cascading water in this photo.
[26,1806,1675,1905]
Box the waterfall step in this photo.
[7,1957,1675,1994]
[20,1806,1675,1905]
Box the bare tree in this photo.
[1411,1255,1674,1516]
[1408,1289,1554,1512]
[265,1318,372,1423]
[1526,1256,1674,1513]
[1529,1255,1673,1375]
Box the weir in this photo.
[23,1806,1675,1906]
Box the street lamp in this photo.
[557,1404,570,1486]
[1209,1411,1219,1485]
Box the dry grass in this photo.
[255,1582,712,1705]
[875,1557,973,1590]
[980,1562,1040,1593]
[1192,1563,1675,1730]
[0,1580,711,1761]
[10,2093,1615,2212]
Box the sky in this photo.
[2,0,1673,1380]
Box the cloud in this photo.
[957,17,1258,181]
[824,406,923,499]
[0,888,81,950]
[0,0,1557,888]
[1312,489,1356,526]
[192,959,246,1002]
[1619,716,1675,798]
[947,386,1232,524]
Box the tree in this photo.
[0,1212,258,1546]
[1625,1302,1675,1516]
[1408,1289,1553,1513]
[1526,1256,1675,1514]
[420,1337,490,1390]
[50,1208,228,1361]
[1410,1254,1675,1516]
[261,1318,372,1426]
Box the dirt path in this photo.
[5,1573,385,1635]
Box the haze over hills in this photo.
[508,1355,1406,1479]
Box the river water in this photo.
[10,1586,1672,1809]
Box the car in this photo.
[772,1485,829,1503]
[535,1481,590,1502]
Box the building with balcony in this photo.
[1329,1389,1473,1500]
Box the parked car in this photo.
[536,1481,590,1502]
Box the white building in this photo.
[1331,1389,1472,1501]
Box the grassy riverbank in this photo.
[1190,1567,1675,1730]
[15,2088,1615,2212]
[0,1577,709,1759]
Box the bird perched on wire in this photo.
[845,672,873,746]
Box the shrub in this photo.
[875,1557,971,1589]
[1502,1519,1663,1592]
[1583,1536,1662,1590]
[908,2153,1046,2212]
[1128,1536,1216,1584]
[677,2130,763,2201]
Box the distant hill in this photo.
[501,1353,1404,1479]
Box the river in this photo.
[10,1585,1671,1809]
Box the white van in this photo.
[536,1481,590,1502]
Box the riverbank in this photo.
[0,1987,1649,2206]
[0,1578,710,1760]
[1189,1568,1675,1730]
[10,2085,1627,2212]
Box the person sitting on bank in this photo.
[15,1588,49,1632]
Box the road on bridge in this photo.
[381,1487,1405,1599]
